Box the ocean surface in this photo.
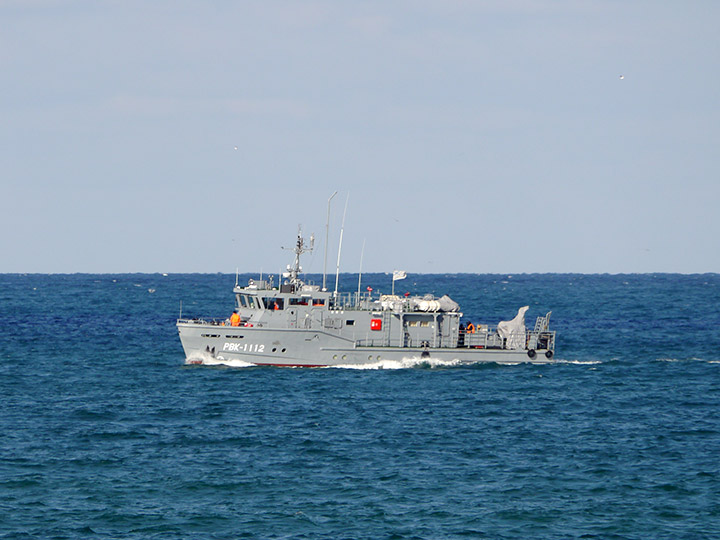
[1,273,719,539]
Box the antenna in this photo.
[323,191,337,291]
[334,193,349,298]
[357,237,366,301]
[282,225,314,289]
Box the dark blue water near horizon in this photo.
[1,273,719,539]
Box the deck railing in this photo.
[177,317,227,325]
[177,317,260,327]
[328,292,374,310]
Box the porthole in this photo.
[368,355,373,361]
[272,348,277,353]
[342,355,347,360]
[282,348,287,353]
[333,354,338,360]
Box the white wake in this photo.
[185,353,256,368]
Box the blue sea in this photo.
[1,273,719,539]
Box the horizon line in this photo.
[2,271,718,277]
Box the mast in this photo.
[357,237,366,302]
[334,193,349,298]
[284,226,314,289]
[323,191,337,291]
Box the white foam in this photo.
[657,357,718,364]
[185,353,256,368]
[555,359,603,365]
[325,356,466,370]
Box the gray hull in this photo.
[177,323,555,368]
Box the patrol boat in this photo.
[176,231,556,367]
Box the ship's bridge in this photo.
[233,278,332,312]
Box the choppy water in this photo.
[1,273,719,539]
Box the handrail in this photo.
[177,317,227,325]
[459,329,555,351]
[177,317,255,327]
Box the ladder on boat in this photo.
[527,311,552,350]
[533,311,552,333]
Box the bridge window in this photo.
[239,295,256,309]
[266,298,284,310]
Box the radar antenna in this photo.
[282,226,314,288]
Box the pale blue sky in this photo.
[2,1,718,273]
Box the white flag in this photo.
[392,270,407,281]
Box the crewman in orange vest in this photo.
[466,322,475,334]
[230,309,241,327]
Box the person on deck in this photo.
[230,309,241,327]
